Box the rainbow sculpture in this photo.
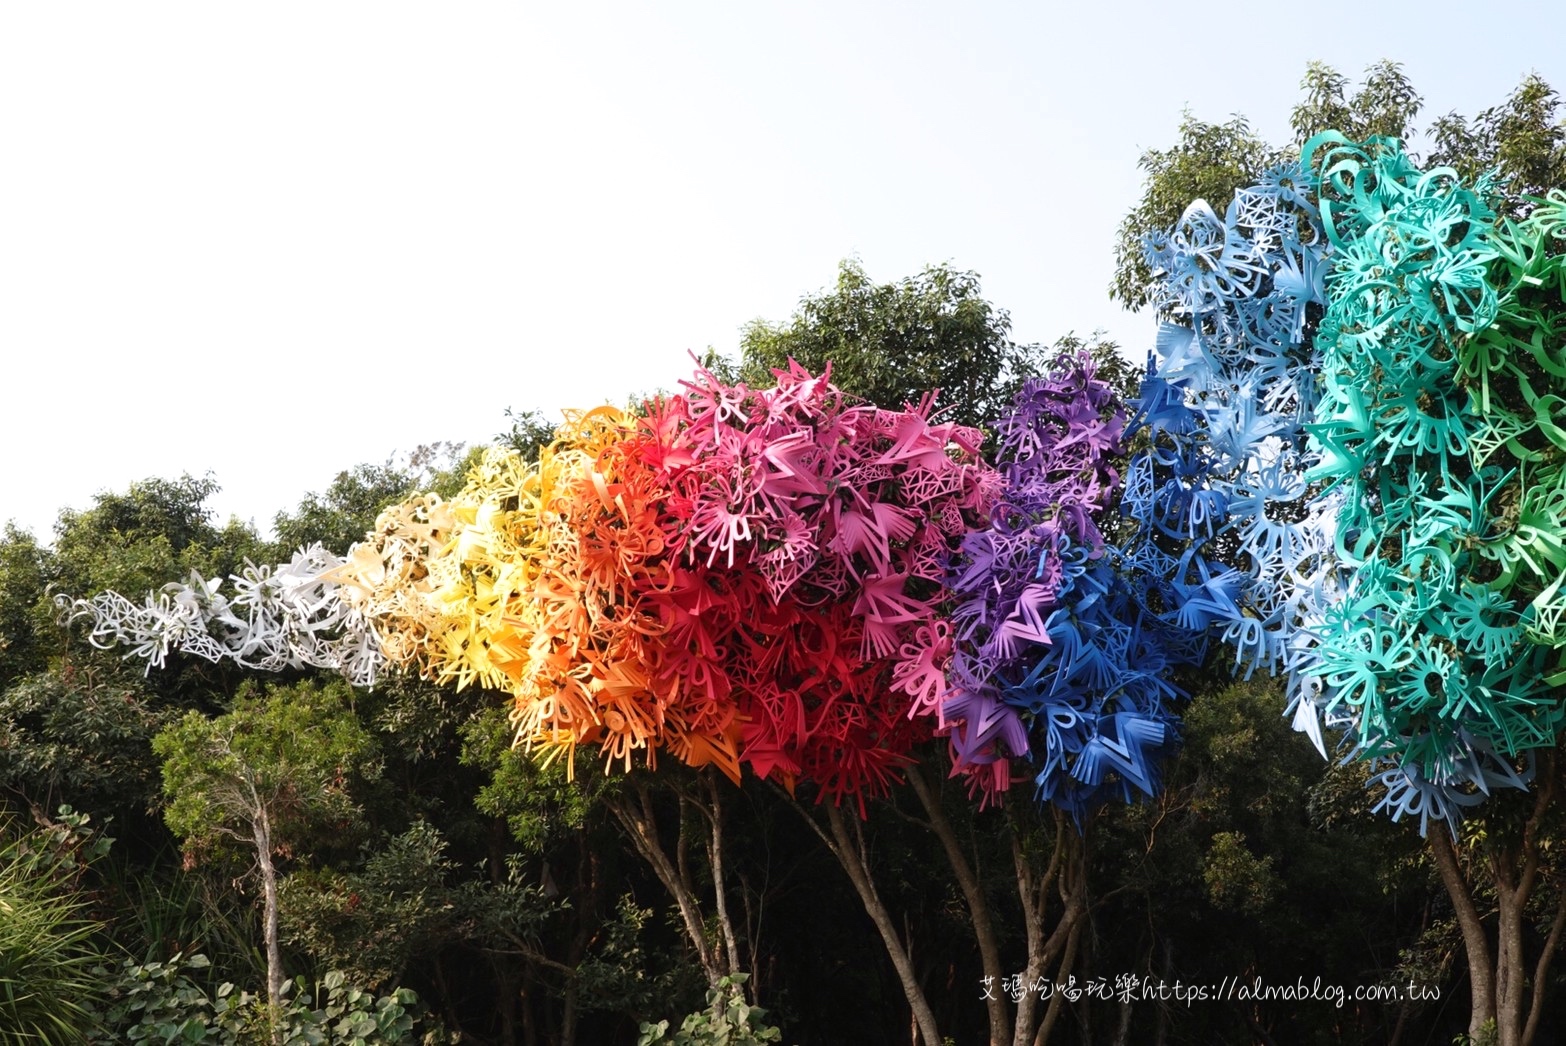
[75,363,997,810]
[69,131,1566,830]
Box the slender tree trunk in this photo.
[252,806,284,1046]
[1496,857,1524,1046]
[1036,828,1088,1046]
[1430,828,1495,1041]
[1036,903,1083,1046]
[704,775,744,992]
[790,796,943,1046]
[607,779,726,986]
[1510,754,1558,1046]
[559,845,598,1046]
[1522,882,1566,1046]
[1011,810,1067,1046]
[906,763,1011,1045]
[1429,749,1562,1046]
[432,957,464,1043]
[1154,939,1172,1046]
[1111,994,1133,1046]
[517,965,534,1046]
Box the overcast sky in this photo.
[4,1,1563,544]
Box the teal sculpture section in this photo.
[1292,134,1566,833]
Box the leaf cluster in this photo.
[735,258,1051,431]
[0,667,175,817]
[93,951,451,1045]
[638,973,784,1046]
[152,681,379,855]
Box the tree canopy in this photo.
[737,258,1054,431]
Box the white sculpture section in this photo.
[68,544,385,688]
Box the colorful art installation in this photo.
[1129,160,1331,687]
[1130,132,1566,834]
[941,354,1198,819]
[68,131,1566,832]
[75,363,997,811]
[1287,134,1566,833]
[70,544,384,687]
[636,362,997,808]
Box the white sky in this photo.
[3,1,1562,544]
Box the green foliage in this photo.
[736,258,1049,431]
[281,823,457,989]
[497,408,560,463]
[638,974,784,1046]
[270,464,420,562]
[1429,73,1566,201]
[270,445,471,561]
[0,809,115,1044]
[574,894,703,1020]
[0,666,175,816]
[0,525,53,689]
[447,850,563,966]
[152,681,379,858]
[357,673,479,767]
[1201,831,1278,915]
[52,475,262,602]
[1290,59,1421,145]
[95,952,451,1045]
[110,860,268,981]
[461,705,602,854]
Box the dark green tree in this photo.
[269,443,472,561]
[0,526,53,691]
[497,408,560,463]
[51,475,262,601]
[736,258,1052,431]
[1289,59,1423,147]
[1429,73,1566,203]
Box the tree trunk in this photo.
[1429,748,1566,1046]
[704,775,744,992]
[252,807,284,1046]
[1011,810,1065,1046]
[607,779,727,986]
[1036,828,1088,1046]
[906,763,1011,1045]
[1522,883,1566,1046]
[1430,829,1495,1041]
[516,965,533,1046]
[1496,859,1524,1046]
[791,797,943,1046]
[559,844,599,1046]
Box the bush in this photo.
[638,974,784,1046]
[0,809,114,1044]
[95,951,454,1045]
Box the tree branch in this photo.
[1523,879,1566,1046]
